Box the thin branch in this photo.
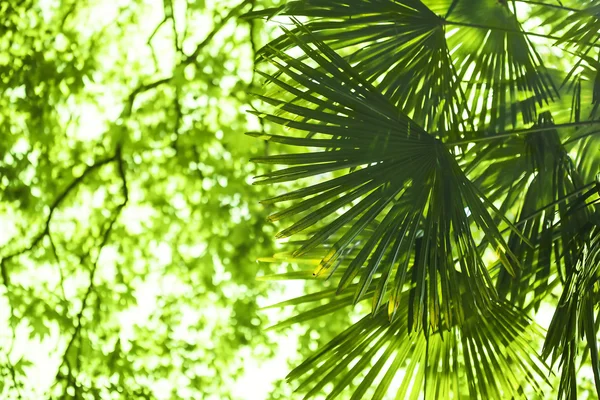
[52,144,128,395]
[148,16,168,44]
[147,0,180,70]
[181,0,192,47]
[1,287,21,398]
[501,182,596,234]
[171,86,183,151]
[125,77,172,116]
[562,129,600,145]
[48,233,68,301]
[5,353,21,399]
[128,1,253,115]
[59,2,77,29]
[147,16,168,71]
[0,154,118,285]
[165,0,180,52]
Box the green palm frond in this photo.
[269,285,549,399]
[550,1,600,50]
[480,113,592,308]
[247,0,466,136]
[569,125,600,184]
[248,0,559,132]
[544,1,600,116]
[251,25,521,334]
[247,2,600,399]
[441,0,557,130]
[543,227,600,400]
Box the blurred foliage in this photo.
[0,0,357,399]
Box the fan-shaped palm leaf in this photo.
[246,0,466,136]
[542,1,600,116]
[248,0,558,134]
[251,24,524,333]
[543,227,600,400]
[440,0,557,130]
[476,113,591,308]
[266,280,549,399]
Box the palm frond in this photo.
[252,24,520,335]
[247,0,467,136]
[442,0,557,130]
[542,226,600,400]
[247,3,600,399]
[544,1,600,117]
[273,288,549,399]
[550,1,600,51]
[486,112,593,308]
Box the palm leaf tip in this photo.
[280,293,549,400]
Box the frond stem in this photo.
[445,120,600,146]
[444,20,600,48]
[515,0,579,12]
[503,182,595,232]
[562,129,600,145]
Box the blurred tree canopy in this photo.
[0,0,354,398]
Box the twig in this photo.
[48,233,68,301]
[5,353,21,399]
[128,0,253,115]
[516,0,579,12]
[444,19,600,49]
[164,0,180,52]
[500,182,596,234]
[59,2,77,29]
[171,86,183,151]
[147,16,168,71]
[125,77,172,116]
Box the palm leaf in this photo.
[485,112,593,309]
[252,22,520,336]
[246,0,467,136]
[550,1,600,51]
[441,0,557,130]
[246,3,600,400]
[272,287,550,399]
[542,226,600,400]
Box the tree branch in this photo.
[127,0,253,116]
[147,16,168,71]
[0,154,118,285]
[52,144,128,396]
